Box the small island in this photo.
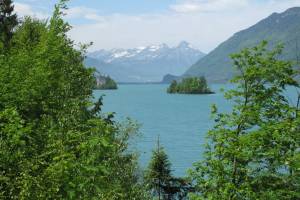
[94,74,118,90]
[167,77,214,94]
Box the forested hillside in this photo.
[184,7,300,82]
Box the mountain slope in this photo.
[184,7,300,83]
[85,41,205,82]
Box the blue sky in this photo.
[14,0,176,16]
[14,0,300,52]
[68,0,176,15]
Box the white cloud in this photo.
[14,3,49,19]
[65,6,104,22]
[170,0,249,13]
[13,0,300,53]
[171,2,201,13]
[69,0,300,52]
[14,3,104,22]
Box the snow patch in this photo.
[113,51,129,58]
[148,45,161,51]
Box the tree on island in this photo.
[168,80,178,93]
[0,0,18,49]
[167,77,213,94]
[189,41,300,199]
[94,73,118,90]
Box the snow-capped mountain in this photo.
[85,41,205,82]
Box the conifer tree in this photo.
[145,137,172,200]
[145,139,194,200]
[0,0,18,49]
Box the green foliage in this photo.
[167,77,213,94]
[94,74,118,90]
[0,1,148,199]
[0,0,18,49]
[145,139,193,200]
[145,140,172,200]
[189,41,300,200]
[167,80,178,94]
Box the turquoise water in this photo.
[93,84,300,176]
[94,84,234,176]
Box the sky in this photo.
[13,0,300,53]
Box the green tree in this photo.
[94,73,118,90]
[0,0,18,49]
[145,138,172,200]
[167,77,213,94]
[189,41,300,200]
[0,1,148,199]
[145,138,194,200]
[167,80,178,93]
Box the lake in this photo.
[93,84,299,177]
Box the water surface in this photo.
[94,84,300,176]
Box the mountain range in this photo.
[184,7,300,83]
[85,41,205,83]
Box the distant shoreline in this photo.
[117,81,229,85]
[117,82,167,85]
